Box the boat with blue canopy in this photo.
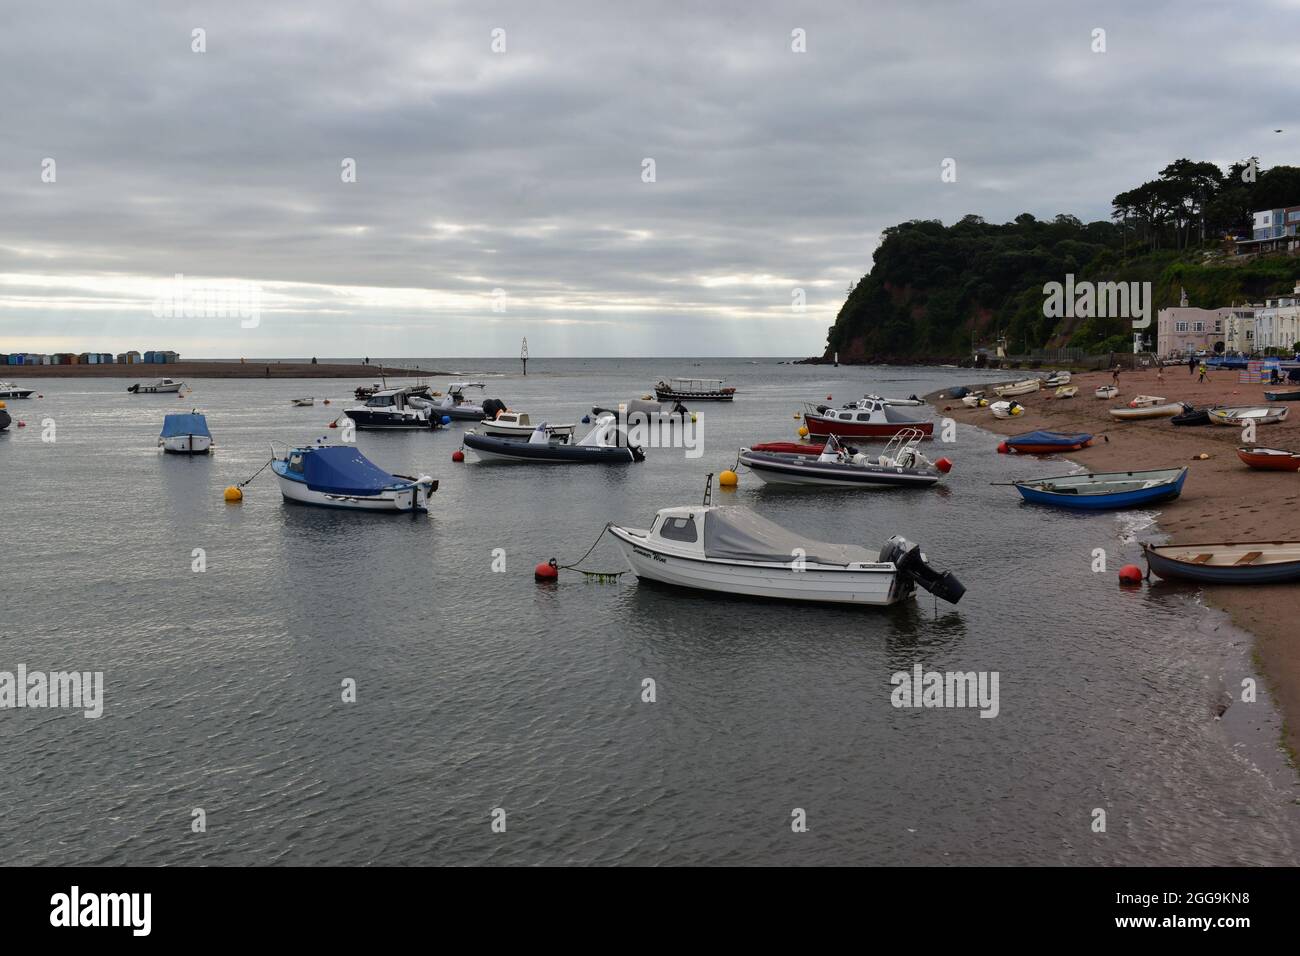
[1001,430,1093,454]
[271,442,436,512]
[1005,466,1187,510]
[158,412,213,454]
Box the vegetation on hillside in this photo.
[824,159,1300,361]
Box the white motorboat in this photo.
[343,387,439,429]
[463,413,643,463]
[862,393,925,407]
[606,502,964,606]
[993,379,1040,398]
[1109,402,1184,420]
[291,397,315,407]
[158,411,213,454]
[128,378,184,394]
[271,441,436,512]
[479,410,575,440]
[0,381,35,399]
[431,382,494,421]
[989,400,1024,419]
[738,430,950,489]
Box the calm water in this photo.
[2,358,1297,865]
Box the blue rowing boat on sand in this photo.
[1008,466,1187,510]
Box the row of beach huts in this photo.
[3,350,181,366]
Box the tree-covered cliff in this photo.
[824,160,1300,362]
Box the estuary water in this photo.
[2,358,1297,865]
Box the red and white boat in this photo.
[1237,447,1300,471]
[803,398,933,440]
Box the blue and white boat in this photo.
[1008,466,1187,510]
[1143,541,1300,584]
[158,412,213,454]
[272,442,436,512]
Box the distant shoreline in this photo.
[0,361,441,379]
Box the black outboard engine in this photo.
[0,408,10,431]
[879,536,966,604]
[481,397,507,420]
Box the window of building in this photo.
[1175,321,1189,332]
[1192,322,1204,332]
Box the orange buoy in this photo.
[1118,564,1143,585]
[935,457,953,473]
[996,441,1008,454]
[535,559,559,581]
[452,450,465,462]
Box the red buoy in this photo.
[328,421,338,428]
[452,450,465,462]
[996,441,1008,454]
[935,457,953,473]
[16,420,26,428]
[1118,564,1143,585]
[826,394,832,401]
[535,559,559,581]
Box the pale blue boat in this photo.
[1010,467,1187,510]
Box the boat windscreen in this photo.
[702,507,878,566]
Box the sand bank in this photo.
[0,361,439,379]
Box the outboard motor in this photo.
[879,536,966,604]
[482,397,507,420]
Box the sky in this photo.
[2,0,1297,358]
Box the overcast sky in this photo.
[2,0,1295,358]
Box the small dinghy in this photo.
[803,398,933,439]
[1170,404,1209,426]
[606,502,965,606]
[1109,402,1183,420]
[961,393,988,408]
[1001,430,1092,454]
[1053,385,1078,399]
[1237,447,1300,471]
[1043,371,1071,387]
[463,414,644,463]
[1094,385,1119,400]
[1128,394,1166,408]
[291,397,315,407]
[1207,405,1289,426]
[591,398,692,423]
[1142,541,1300,584]
[738,430,949,489]
[993,379,1041,398]
[158,412,213,454]
[429,382,496,420]
[1263,388,1300,402]
[1007,467,1187,510]
[989,400,1025,419]
[272,442,436,512]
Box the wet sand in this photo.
[932,367,1300,760]
[1,361,438,379]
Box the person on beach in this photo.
[1188,355,1195,375]
[1197,362,1208,383]
[1112,364,1121,386]
[1155,357,1164,384]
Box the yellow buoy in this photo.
[223,486,244,502]
[0,400,6,409]
[690,412,697,423]
[792,412,800,419]
[797,425,809,437]
[719,469,738,487]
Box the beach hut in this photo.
[118,350,141,364]
[161,350,180,363]
[100,353,114,363]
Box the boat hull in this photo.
[160,435,212,454]
[342,409,435,429]
[463,432,641,463]
[739,451,940,488]
[1263,389,1300,402]
[1208,406,1289,426]
[1143,543,1300,584]
[607,526,906,605]
[654,388,734,402]
[1109,404,1182,420]
[273,470,430,512]
[0,387,34,399]
[803,414,933,440]
[993,381,1040,397]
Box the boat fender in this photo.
[582,415,591,424]
[535,559,559,581]
[441,415,452,425]
[935,457,953,474]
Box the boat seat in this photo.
[1190,554,1212,564]
[1234,551,1263,566]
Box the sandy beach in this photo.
[0,361,438,379]
[933,367,1300,759]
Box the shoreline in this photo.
[929,368,1300,763]
[0,361,440,379]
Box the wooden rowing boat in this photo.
[1009,467,1186,510]
[1237,447,1300,471]
[1207,405,1289,426]
[1109,403,1183,421]
[1143,541,1300,584]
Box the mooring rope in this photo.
[237,457,275,489]
[555,522,625,580]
